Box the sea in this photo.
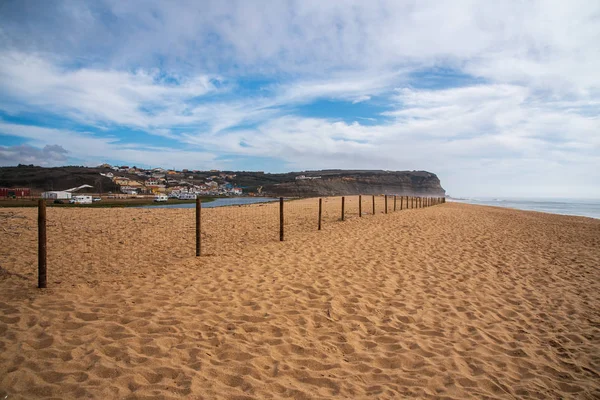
[141,197,278,209]
[449,197,600,219]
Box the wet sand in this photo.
[1,200,599,399]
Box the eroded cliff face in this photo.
[265,171,445,197]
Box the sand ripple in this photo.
[1,201,599,398]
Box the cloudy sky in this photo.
[0,0,599,197]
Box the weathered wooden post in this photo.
[400,195,403,210]
[394,195,397,211]
[318,198,322,230]
[359,195,362,217]
[372,195,375,215]
[196,197,201,256]
[384,195,388,214]
[341,196,345,221]
[38,199,47,288]
[411,197,414,209]
[279,197,284,241]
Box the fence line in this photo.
[19,195,445,287]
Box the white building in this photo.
[41,191,72,200]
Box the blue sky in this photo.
[0,0,599,197]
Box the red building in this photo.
[0,188,31,198]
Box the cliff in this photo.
[0,165,118,193]
[0,166,446,198]
[264,170,445,197]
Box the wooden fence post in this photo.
[400,195,403,210]
[196,197,201,256]
[38,199,47,289]
[359,195,362,217]
[384,195,388,214]
[341,196,345,221]
[372,195,375,215]
[411,197,414,209]
[279,197,284,241]
[394,195,397,211]
[318,198,322,230]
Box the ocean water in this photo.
[449,197,600,219]
[141,197,278,209]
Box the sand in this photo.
[1,199,599,399]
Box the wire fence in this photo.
[0,195,445,287]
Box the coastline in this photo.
[449,197,600,220]
[1,201,598,398]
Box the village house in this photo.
[113,176,130,186]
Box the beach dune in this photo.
[1,201,599,399]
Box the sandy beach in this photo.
[1,200,599,399]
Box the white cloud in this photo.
[0,1,599,197]
[0,144,69,167]
[0,122,219,170]
[0,52,222,132]
[185,83,599,197]
[3,1,599,91]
